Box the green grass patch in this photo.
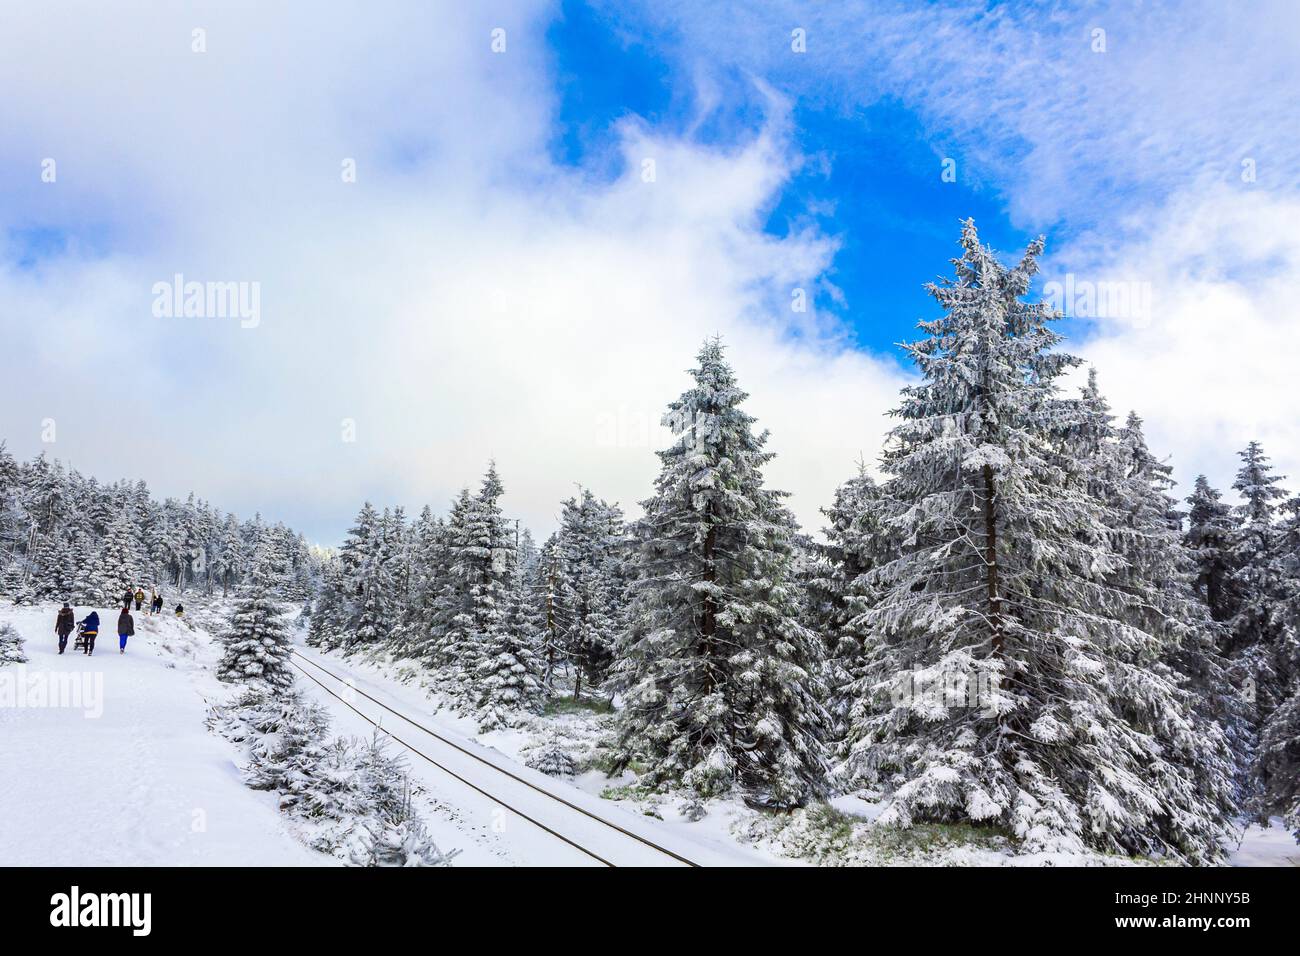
[544,695,613,717]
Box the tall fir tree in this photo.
[473,550,546,730]
[838,221,1235,860]
[433,466,514,703]
[811,465,891,748]
[1226,442,1297,727]
[610,338,828,809]
[557,488,626,700]
[96,511,143,602]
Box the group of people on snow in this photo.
[53,586,185,657]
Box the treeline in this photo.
[307,221,1299,863]
[0,449,318,605]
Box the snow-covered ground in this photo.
[1,599,1296,867]
[0,603,321,866]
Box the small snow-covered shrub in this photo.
[0,623,27,665]
[677,797,707,822]
[525,743,577,779]
[734,804,1015,867]
[209,688,458,866]
[208,688,334,806]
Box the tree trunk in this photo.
[700,524,717,692]
[982,464,1004,655]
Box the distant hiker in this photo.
[79,610,100,656]
[121,588,134,611]
[134,588,145,611]
[175,603,184,617]
[118,608,135,654]
[152,594,163,615]
[55,603,75,654]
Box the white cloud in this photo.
[0,1,909,542]
[1066,188,1300,497]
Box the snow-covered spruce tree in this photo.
[417,489,472,669]
[1109,412,1248,806]
[217,562,294,690]
[390,506,448,659]
[343,510,397,654]
[339,502,380,579]
[213,513,247,596]
[472,552,546,731]
[610,338,828,809]
[307,559,348,650]
[811,466,892,746]
[1226,442,1298,728]
[839,221,1235,861]
[1259,682,1300,840]
[436,466,514,702]
[0,623,27,665]
[1255,489,1300,836]
[534,533,571,691]
[1185,475,1239,623]
[558,488,626,700]
[95,511,142,601]
[68,530,105,604]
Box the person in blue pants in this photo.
[117,608,135,654]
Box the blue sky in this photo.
[1,1,1298,544]
[545,0,1023,353]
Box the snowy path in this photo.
[289,644,760,866]
[0,605,322,866]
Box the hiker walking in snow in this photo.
[79,610,100,656]
[152,593,163,615]
[118,608,135,654]
[174,603,184,618]
[55,603,75,654]
[121,587,134,611]
[134,588,145,611]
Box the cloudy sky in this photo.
[1,1,1297,544]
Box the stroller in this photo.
[74,621,90,653]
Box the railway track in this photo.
[289,649,701,868]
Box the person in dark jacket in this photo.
[55,603,75,654]
[174,603,184,617]
[152,593,163,615]
[117,608,135,654]
[121,588,134,611]
[79,610,100,656]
